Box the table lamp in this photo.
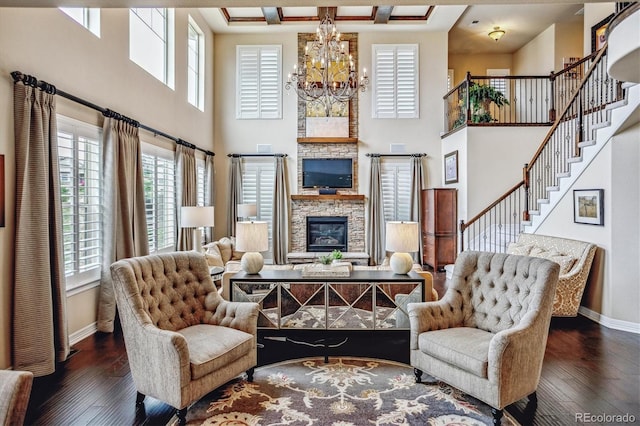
[385,221,419,274]
[237,203,257,221]
[181,206,215,252]
[235,221,269,274]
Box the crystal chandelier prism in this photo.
[285,12,369,117]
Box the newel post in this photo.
[459,220,466,252]
[523,164,530,222]
[465,71,472,124]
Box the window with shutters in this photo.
[241,159,275,260]
[236,45,282,119]
[487,69,510,99]
[380,158,411,222]
[59,7,100,37]
[187,16,205,110]
[57,116,102,291]
[196,161,205,207]
[142,144,176,253]
[129,8,175,88]
[372,44,419,119]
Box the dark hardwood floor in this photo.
[24,271,639,425]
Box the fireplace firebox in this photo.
[306,216,348,252]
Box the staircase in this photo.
[460,44,640,252]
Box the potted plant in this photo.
[468,83,509,123]
[331,250,343,262]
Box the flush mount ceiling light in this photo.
[488,26,506,42]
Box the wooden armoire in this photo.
[421,188,457,271]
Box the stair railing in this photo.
[460,44,626,252]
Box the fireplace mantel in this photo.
[291,194,365,202]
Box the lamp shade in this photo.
[237,203,257,218]
[236,221,269,252]
[181,206,215,228]
[385,221,419,253]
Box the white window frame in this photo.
[380,158,411,222]
[236,45,282,119]
[57,115,103,292]
[59,7,100,37]
[142,143,176,254]
[487,68,510,99]
[187,16,205,111]
[129,8,175,88]
[241,158,275,261]
[372,44,419,119]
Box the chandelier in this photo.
[285,12,369,117]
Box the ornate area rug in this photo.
[170,357,519,425]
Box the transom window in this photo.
[57,116,102,290]
[59,7,100,37]
[236,45,282,119]
[188,16,205,110]
[372,44,419,119]
[129,8,175,88]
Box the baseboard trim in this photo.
[70,322,98,346]
[579,307,640,334]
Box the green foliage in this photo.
[331,249,343,260]
[319,255,333,265]
[468,83,509,123]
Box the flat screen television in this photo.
[302,158,353,189]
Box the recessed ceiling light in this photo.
[470,20,479,26]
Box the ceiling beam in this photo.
[374,6,394,24]
[261,7,281,25]
[317,6,337,21]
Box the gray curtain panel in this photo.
[204,153,215,243]
[272,156,289,264]
[367,156,386,265]
[97,117,149,333]
[175,144,197,250]
[227,156,243,237]
[12,82,70,376]
[410,155,425,263]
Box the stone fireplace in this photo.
[306,216,348,252]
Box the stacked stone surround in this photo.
[292,141,365,253]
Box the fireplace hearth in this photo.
[306,216,348,252]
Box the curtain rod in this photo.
[11,71,214,156]
[228,153,288,157]
[366,153,427,158]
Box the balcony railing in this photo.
[444,53,600,135]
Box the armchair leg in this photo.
[413,368,423,383]
[491,408,503,425]
[135,392,145,407]
[176,407,187,425]
[528,391,538,406]
[247,367,255,382]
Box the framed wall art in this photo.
[591,14,614,53]
[573,189,604,226]
[444,150,458,184]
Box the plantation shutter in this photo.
[241,159,276,259]
[380,159,411,222]
[372,44,419,119]
[236,45,282,119]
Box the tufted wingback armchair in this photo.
[110,251,259,424]
[0,369,33,426]
[408,251,559,424]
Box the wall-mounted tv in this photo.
[302,158,353,189]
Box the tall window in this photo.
[129,8,174,87]
[187,16,205,110]
[236,45,282,119]
[487,68,510,98]
[59,7,100,37]
[380,158,411,222]
[57,116,102,290]
[196,161,205,207]
[142,144,176,253]
[242,159,275,259]
[372,44,419,119]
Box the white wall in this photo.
[0,7,214,369]
[514,24,556,75]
